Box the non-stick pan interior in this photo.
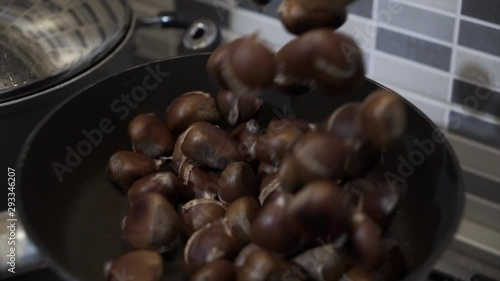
[18,54,464,281]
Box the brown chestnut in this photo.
[165,91,220,134]
[225,197,261,242]
[182,122,241,170]
[258,173,285,205]
[255,125,305,166]
[374,239,407,281]
[128,113,174,158]
[219,162,259,204]
[206,43,232,90]
[360,90,407,147]
[128,172,179,205]
[345,179,400,230]
[184,219,245,274]
[181,198,227,235]
[279,131,347,192]
[172,127,195,174]
[287,180,353,242]
[221,34,275,95]
[274,30,364,93]
[251,193,302,255]
[292,244,350,281]
[231,119,261,162]
[179,161,219,200]
[325,103,380,178]
[106,250,163,281]
[234,244,262,268]
[236,248,310,281]
[123,193,180,251]
[190,260,236,281]
[279,0,347,35]
[218,90,263,125]
[348,212,384,271]
[108,151,161,187]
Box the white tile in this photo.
[394,0,458,13]
[371,53,451,102]
[338,15,376,50]
[454,49,500,91]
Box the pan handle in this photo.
[0,211,44,278]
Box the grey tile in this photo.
[348,0,374,18]
[176,0,230,28]
[238,0,281,19]
[448,111,500,149]
[376,28,452,70]
[458,20,500,57]
[462,0,500,26]
[463,170,500,204]
[377,0,455,42]
[452,79,500,118]
[398,0,458,13]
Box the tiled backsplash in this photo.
[175,0,500,179]
[140,0,500,209]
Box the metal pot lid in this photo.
[0,0,131,103]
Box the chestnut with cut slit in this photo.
[274,30,364,93]
[181,198,227,235]
[108,151,161,188]
[218,162,259,204]
[165,91,220,134]
[231,119,261,162]
[361,90,407,147]
[184,219,245,274]
[106,250,163,281]
[182,122,241,170]
[128,172,179,205]
[218,90,263,125]
[178,161,219,201]
[255,125,305,166]
[128,113,174,158]
[123,193,180,252]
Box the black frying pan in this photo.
[16,54,464,281]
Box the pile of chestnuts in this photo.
[105,1,410,280]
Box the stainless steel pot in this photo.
[0,0,220,103]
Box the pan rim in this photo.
[16,54,465,281]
